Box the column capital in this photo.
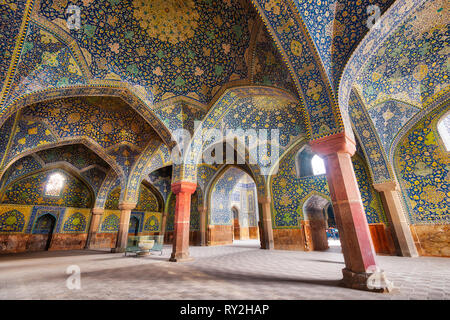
[118,202,136,211]
[309,132,356,156]
[91,207,104,215]
[171,181,197,195]
[373,180,399,192]
[258,196,271,204]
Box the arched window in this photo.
[437,113,450,151]
[296,147,314,177]
[296,147,326,177]
[311,155,326,176]
[45,172,66,197]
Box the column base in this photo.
[169,253,194,262]
[84,232,96,249]
[341,268,394,293]
[111,247,126,253]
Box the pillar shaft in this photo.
[161,213,168,239]
[85,208,103,249]
[169,181,197,262]
[199,206,207,246]
[374,181,418,257]
[311,133,390,292]
[259,196,274,250]
[112,202,136,253]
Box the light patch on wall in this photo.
[437,113,450,151]
[311,155,326,176]
[45,173,66,197]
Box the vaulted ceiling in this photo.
[11,0,258,105]
[353,0,449,155]
[292,0,396,90]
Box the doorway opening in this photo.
[324,203,340,248]
[232,206,240,240]
[208,166,260,248]
[129,216,140,236]
[30,214,56,251]
[302,195,340,251]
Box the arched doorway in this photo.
[30,214,56,251]
[302,195,332,251]
[129,216,139,236]
[324,203,340,247]
[207,165,260,247]
[231,206,240,240]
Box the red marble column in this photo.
[311,133,391,292]
[112,202,136,253]
[169,181,197,262]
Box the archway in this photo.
[302,195,334,251]
[0,166,94,253]
[29,214,56,251]
[231,206,240,240]
[324,203,340,248]
[207,165,260,247]
[128,216,139,237]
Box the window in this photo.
[296,148,326,177]
[296,148,314,177]
[437,113,450,151]
[311,155,326,175]
[45,172,66,197]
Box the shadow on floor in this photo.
[36,257,344,290]
[198,268,343,288]
[305,259,345,265]
[0,249,111,261]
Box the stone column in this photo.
[161,212,168,242]
[199,205,207,246]
[259,196,274,250]
[311,133,391,292]
[169,181,197,262]
[374,181,418,257]
[85,207,103,249]
[112,202,136,253]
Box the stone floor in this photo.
[0,240,449,300]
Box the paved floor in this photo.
[0,240,449,300]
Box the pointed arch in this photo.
[1,84,175,148]
[0,137,125,184]
[0,165,96,209]
[250,0,347,139]
[94,169,120,209]
[141,180,165,213]
[389,90,450,162]
[206,164,258,227]
[300,191,332,221]
[180,85,302,194]
[339,0,426,113]
[348,89,394,183]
